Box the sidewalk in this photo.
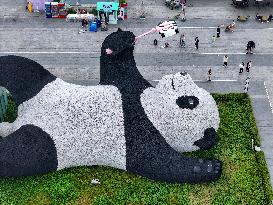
[127,0,273,19]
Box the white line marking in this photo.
[152,79,237,82]
[178,26,217,29]
[179,27,273,30]
[0,51,99,54]
[264,81,273,114]
[0,51,272,55]
[200,52,273,55]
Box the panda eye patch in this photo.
[176,96,199,109]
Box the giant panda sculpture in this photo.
[0,30,221,183]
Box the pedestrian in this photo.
[244,77,250,93]
[212,35,216,43]
[161,42,170,48]
[246,61,252,72]
[170,0,174,10]
[180,34,186,47]
[195,37,199,50]
[207,68,212,81]
[81,18,88,32]
[239,62,244,73]
[181,3,186,21]
[223,55,228,67]
[268,14,272,22]
[246,41,255,54]
[231,20,236,28]
[216,26,220,38]
[154,39,158,46]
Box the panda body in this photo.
[1,78,127,171]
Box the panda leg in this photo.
[0,124,58,177]
[127,146,221,183]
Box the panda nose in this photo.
[176,96,199,109]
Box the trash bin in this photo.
[90,22,97,32]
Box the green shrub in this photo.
[3,95,17,123]
[66,8,77,14]
[90,8,98,16]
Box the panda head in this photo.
[141,72,220,152]
[101,29,135,57]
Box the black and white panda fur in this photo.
[0,30,221,183]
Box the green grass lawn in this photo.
[0,93,272,205]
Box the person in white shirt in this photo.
[223,55,228,67]
[239,62,244,73]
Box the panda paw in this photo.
[193,158,222,182]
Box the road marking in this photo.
[1,51,272,55]
[264,81,273,114]
[178,26,217,29]
[152,79,237,82]
[200,52,273,55]
[179,27,273,30]
[0,51,99,54]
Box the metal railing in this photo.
[0,87,8,122]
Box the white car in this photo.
[158,20,179,38]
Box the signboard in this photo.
[97,2,119,12]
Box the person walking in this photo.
[246,61,252,72]
[195,37,199,50]
[161,42,170,48]
[244,77,250,93]
[223,55,228,67]
[154,39,158,46]
[81,18,88,32]
[170,0,174,10]
[231,20,236,28]
[181,3,186,21]
[207,68,212,81]
[216,26,220,38]
[180,34,186,48]
[246,41,255,54]
[239,62,244,73]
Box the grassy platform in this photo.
[0,93,272,205]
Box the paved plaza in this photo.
[1,0,273,188]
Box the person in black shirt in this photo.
[195,37,199,50]
[81,18,88,31]
[268,14,272,22]
[216,26,220,38]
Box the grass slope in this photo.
[0,93,272,205]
